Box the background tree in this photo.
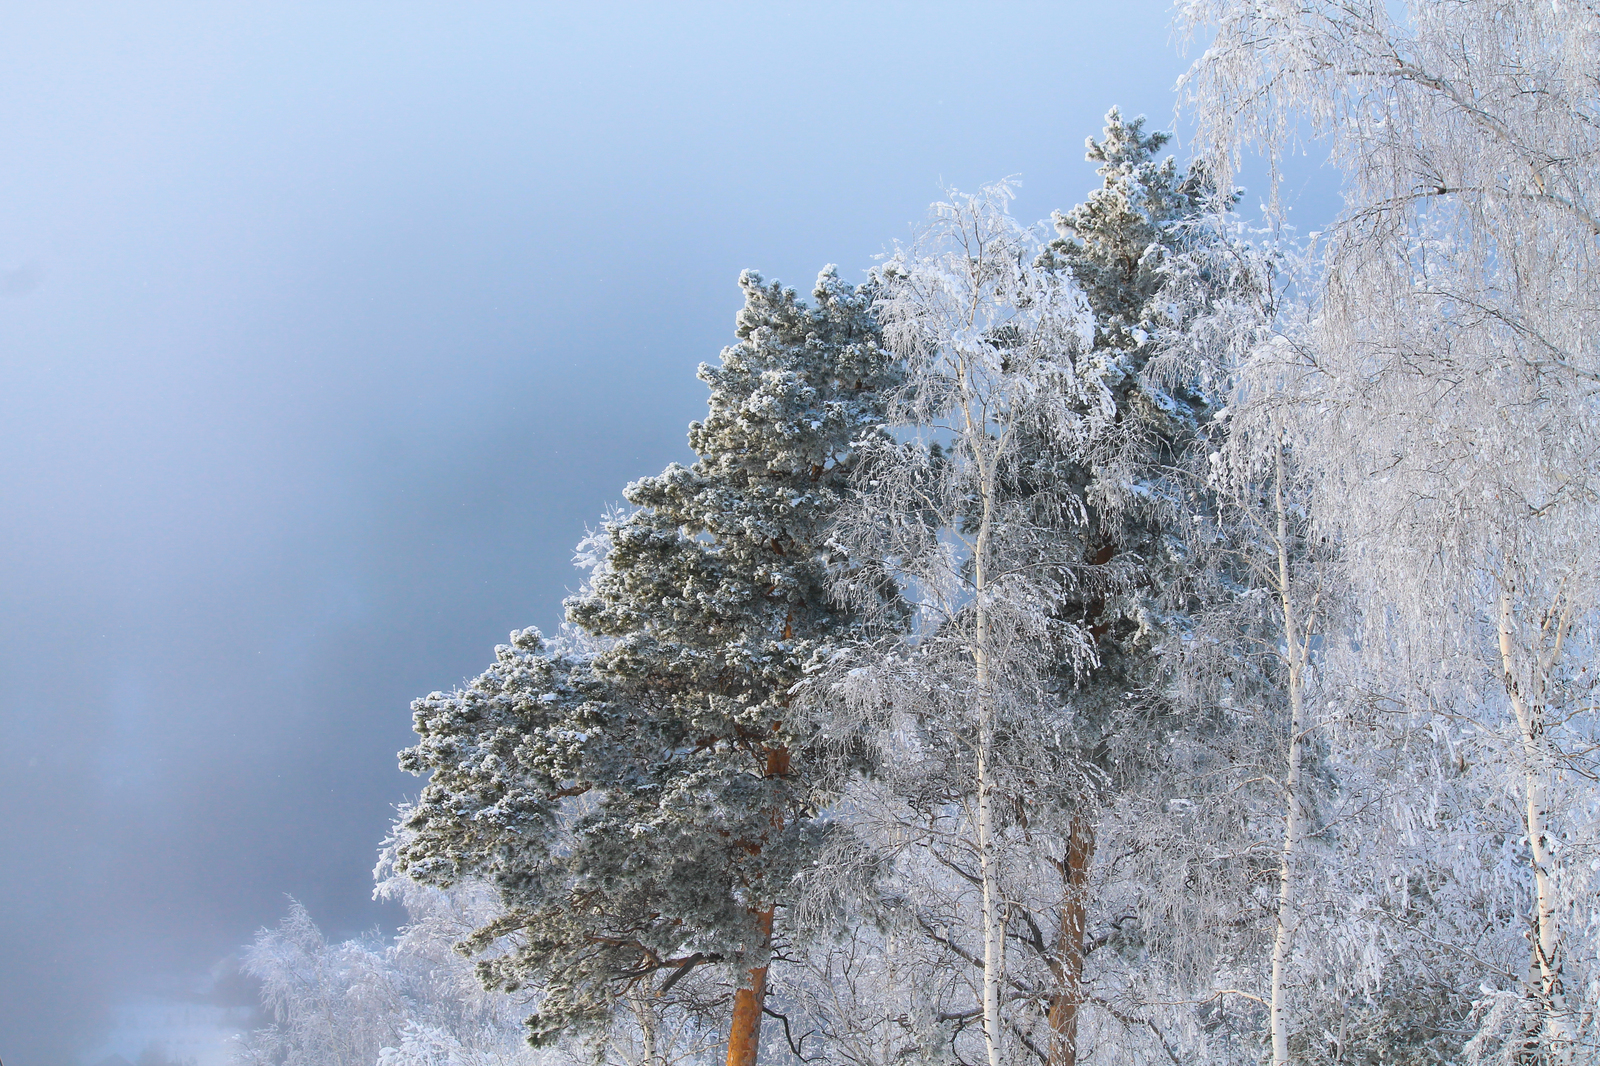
[1026,112,1242,1064]
[1159,222,1339,1065]
[822,178,1099,1066]
[236,859,540,1066]
[793,110,1280,1066]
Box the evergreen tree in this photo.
[814,112,1248,1066]
[396,267,900,1065]
[1025,110,1238,1066]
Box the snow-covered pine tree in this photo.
[396,267,900,1066]
[815,117,1244,1065]
[1022,110,1239,1065]
[395,631,640,1043]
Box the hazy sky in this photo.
[0,4,1338,1063]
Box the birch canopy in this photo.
[1182,1,1600,1059]
[815,116,1247,1066]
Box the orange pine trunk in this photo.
[725,745,789,1066]
[725,906,775,1066]
[1047,808,1095,1066]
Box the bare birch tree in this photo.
[1180,2,1600,1058]
[800,106,1274,1063]
[823,180,1099,1066]
[1185,221,1351,1063]
[1218,429,1326,1066]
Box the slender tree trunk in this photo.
[628,984,662,1066]
[1267,676,1306,1066]
[1269,442,1309,1066]
[976,726,1004,1066]
[1497,588,1576,1063]
[974,466,1005,1066]
[1047,807,1096,1066]
[725,746,790,1066]
[951,346,1006,1066]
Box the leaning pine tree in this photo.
[396,267,900,1066]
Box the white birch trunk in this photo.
[968,381,1005,1066]
[976,657,1004,1066]
[1268,441,1309,1066]
[858,186,1095,1066]
[1497,586,1577,1062]
[626,985,661,1066]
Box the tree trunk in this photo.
[970,431,1005,1066]
[724,744,791,1066]
[1269,442,1308,1066]
[627,984,662,1066]
[976,724,1003,1066]
[725,906,774,1066]
[1498,588,1576,1063]
[1047,807,1096,1066]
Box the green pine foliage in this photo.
[979,108,1241,787]
[396,267,900,1047]
[1045,109,1220,352]
[1032,107,1237,780]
